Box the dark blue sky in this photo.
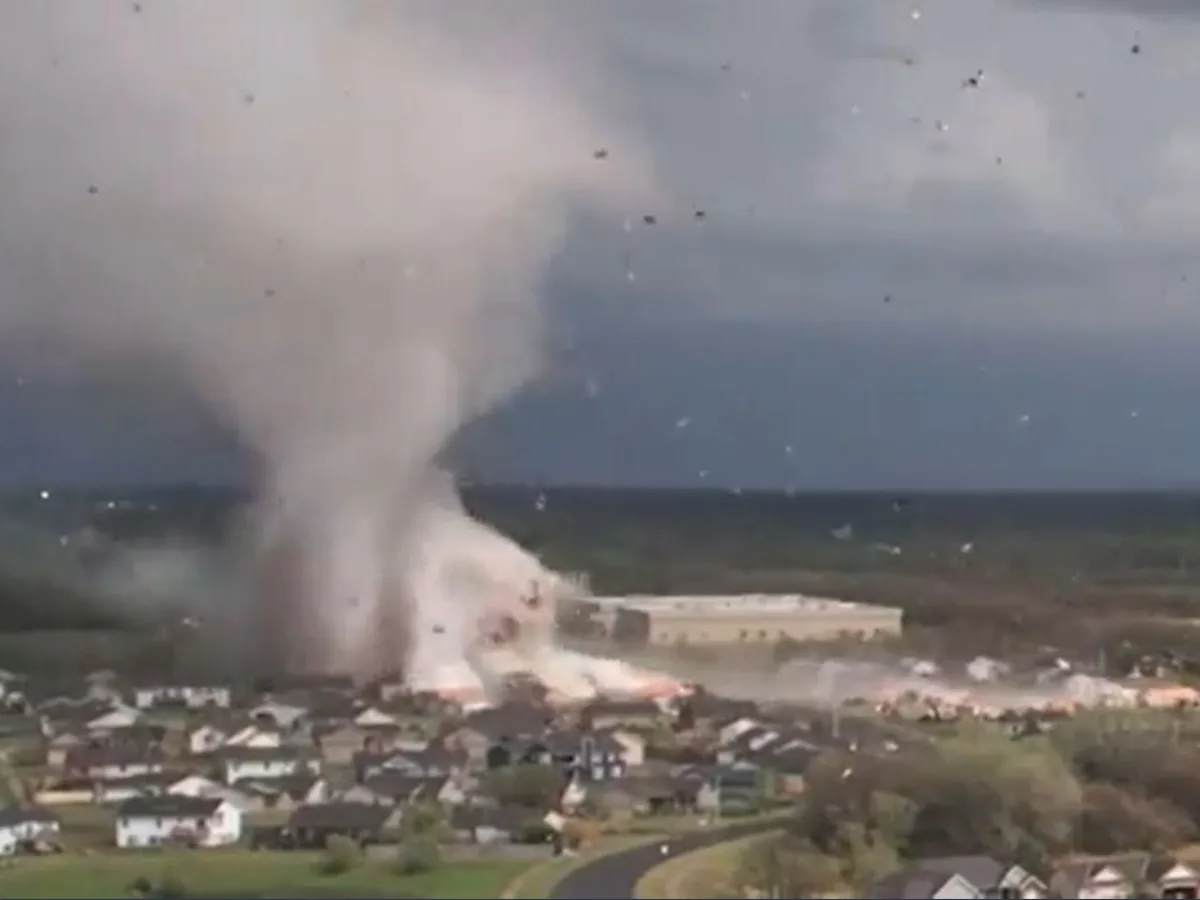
[4,0,1200,490]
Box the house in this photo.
[219,746,321,785]
[167,773,263,812]
[689,766,764,815]
[62,743,166,780]
[442,702,555,765]
[283,802,398,848]
[114,795,242,849]
[317,723,401,766]
[601,728,646,768]
[487,730,627,781]
[233,775,330,810]
[339,773,462,808]
[575,775,692,818]
[246,701,308,731]
[580,699,663,730]
[45,729,88,768]
[1052,854,1200,900]
[1149,858,1200,900]
[130,682,232,711]
[41,699,141,734]
[904,856,1047,899]
[353,746,463,782]
[448,805,534,845]
[0,807,60,854]
[865,868,985,899]
[186,714,287,756]
[1051,855,1149,900]
[353,705,399,728]
[93,771,183,804]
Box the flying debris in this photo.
[87,185,99,195]
[910,9,921,21]
[1131,43,1141,54]
[935,120,950,133]
[831,523,854,541]
[432,624,445,635]
[960,542,974,554]
[593,148,609,160]
[642,214,657,225]
[962,69,984,88]
[38,490,50,501]
[892,497,912,513]
[694,209,707,220]
[534,492,547,512]
[244,93,256,105]
[659,843,670,856]
[675,417,690,430]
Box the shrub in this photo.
[154,869,189,898]
[393,835,440,875]
[318,834,363,875]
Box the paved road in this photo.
[549,820,781,900]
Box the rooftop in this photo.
[592,593,895,618]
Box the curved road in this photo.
[549,820,781,900]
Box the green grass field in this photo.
[0,849,530,899]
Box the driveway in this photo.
[549,819,782,900]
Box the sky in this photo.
[6,0,1200,490]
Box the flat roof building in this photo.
[585,593,903,647]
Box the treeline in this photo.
[0,569,126,631]
[740,710,1200,897]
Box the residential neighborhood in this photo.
[0,669,1197,898]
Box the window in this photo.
[758,630,768,640]
[739,630,748,641]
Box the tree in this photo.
[486,764,565,809]
[1079,783,1195,854]
[737,835,843,898]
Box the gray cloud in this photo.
[536,0,1200,338]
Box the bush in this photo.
[393,835,440,875]
[318,834,363,875]
[154,869,189,898]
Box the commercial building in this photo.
[584,593,903,648]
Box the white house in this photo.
[131,684,232,710]
[353,706,399,728]
[187,721,282,756]
[115,795,242,849]
[84,702,142,733]
[0,807,60,854]
[247,701,308,730]
[220,747,321,785]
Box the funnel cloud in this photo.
[0,1,654,681]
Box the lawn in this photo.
[635,831,782,899]
[0,849,531,899]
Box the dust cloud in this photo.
[0,1,654,680]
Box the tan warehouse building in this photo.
[582,593,903,648]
